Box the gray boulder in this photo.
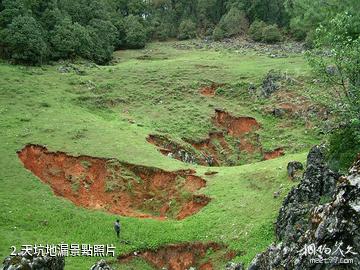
[90,259,113,270]
[247,145,360,269]
[286,161,304,179]
[260,70,282,98]
[272,108,286,118]
[2,252,65,270]
[225,262,244,270]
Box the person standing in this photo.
[114,219,121,238]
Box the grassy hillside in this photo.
[0,41,330,269]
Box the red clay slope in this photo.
[18,144,210,220]
[118,242,234,270]
[213,109,261,137]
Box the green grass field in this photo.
[0,41,329,269]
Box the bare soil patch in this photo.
[148,110,283,167]
[18,144,210,220]
[118,242,234,270]
[199,83,224,97]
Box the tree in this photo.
[50,18,94,60]
[308,12,360,119]
[212,25,225,41]
[50,18,81,59]
[285,0,360,41]
[249,20,282,43]
[213,7,248,39]
[1,15,48,64]
[178,19,196,40]
[228,0,289,26]
[262,24,282,43]
[249,20,266,41]
[40,6,62,31]
[307,12,360,170]
[124,15,147,49]
[87,19,118,64]
[0,0,27,27]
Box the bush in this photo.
[289,18,307,41]
[155,23,171,41]
[87,19,117,64]
[177,19,196,40]
[262,24,282,43]
[2,15,49,64]
[213,7,248,39]
[249,20,267,41]
[327,121,360,172]
[249,21,282,43]
[304,31,315,49]
[212,26,225,41]
[124,15,147,49]
[111,17,126,49]
[50,18,84,59]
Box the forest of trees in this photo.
[0,0,359,65]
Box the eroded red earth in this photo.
[148,109,284,166]
[18,144,210,220]
[264,148,285,160]
[199,83,223,97]
[213,109,260,136]
[118,242,234,270]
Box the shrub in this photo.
[177,19,197,40]
[213,7,248,39]
[289,18,307,41]
[50,18,84,59]
[307,13,360,172]
[249,20,267,41]
[327,121,360,172]
[262,24,282,43]
[156,23,171,41]
[124,15,147,49]
[249,21,282,43]
[87,19,117,64]
[304,31,315,49]
[111,17,126,49]
[212,26,225,41]
[2,15,49,64]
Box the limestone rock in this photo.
[286,161,304,179]
[2,252,65,270]
[89,259,113,270]
[247,145,360,269]
[260,70,282,98]
[225,262,244,270]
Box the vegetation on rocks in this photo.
[307,12,360,171]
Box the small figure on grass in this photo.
[114,218,121,239]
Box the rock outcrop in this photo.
[260,70,282,98]
[286,161,304,180]
[90,259,113,270]
[225,262,244,270]
[2,252,65,270]
[248,146,360,269]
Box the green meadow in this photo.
[0,41,329,269]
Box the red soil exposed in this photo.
[213,109,260,137]
[188,131,238,166]
[264,148,285,160]
[18,144,210,220]
[147,134,209,166]
[148,110,285,166]
[239,134,262,154]
[199,83,223,97]
[147,109,284,166]
[118,242,233,270]
[177,194,210,220]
